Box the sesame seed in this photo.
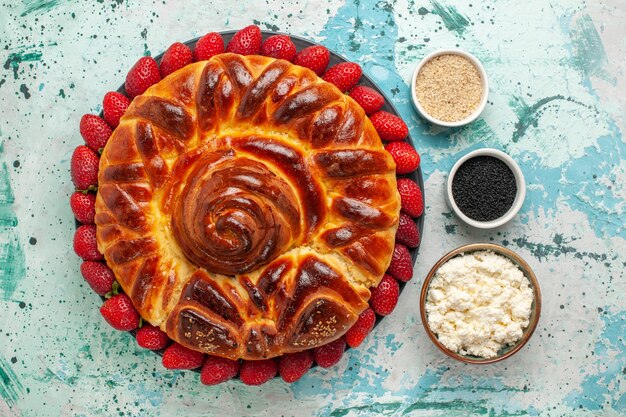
[415,54,483,122]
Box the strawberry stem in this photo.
[104,281,120,299]
[77,185,98,194]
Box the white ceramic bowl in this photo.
[446,148,526,229]
[411,49,489,127]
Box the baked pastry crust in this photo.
[95,53,400,359]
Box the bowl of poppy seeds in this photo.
[446,148,526,229]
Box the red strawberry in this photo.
[102,92,130,129]
[369,111,409,142]
[369,274,399,316]
[345,307,376,348]
[125,56,161,99]
[322,62,362,92]
[278,351,314,383]
[162,343,205,370]
[200,356,240,385]
[136,324,170,350]
[193,32,225,61]
[71,145,99,191]
[100,293,140,331]
[349,85,384,115]
[73,224,103,261]
[239,359,277,385]
[387,243,413,282]
[385,141,421,175]
[80,261,115,296]
[226,25,262,55]
[70,192,96,224]
[294,45,330,76]
[79,115,112,153]
[261,35,297,61]
[395,213,420,248]
[159,42,193,77]
[397,178,424,218]
[313,337,346,368]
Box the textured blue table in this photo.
[0,1,624,416]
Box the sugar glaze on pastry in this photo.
[95,53,400,360]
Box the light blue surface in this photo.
[0,1,625,416]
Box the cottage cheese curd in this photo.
[425,250,533,359]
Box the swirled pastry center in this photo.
[172,146,302,275]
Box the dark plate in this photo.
[89,30,425,373]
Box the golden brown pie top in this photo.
[95,53,400,360]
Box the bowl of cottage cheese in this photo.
[420,243,541,364]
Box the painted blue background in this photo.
[0,0,624,416]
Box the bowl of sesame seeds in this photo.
[411,49,488,127]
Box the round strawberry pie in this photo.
[71,26,424,384]
[95,52,400,359]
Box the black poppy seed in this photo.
[451,155,517,222]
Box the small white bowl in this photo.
[446,148,526,229]
[411,49,489,127]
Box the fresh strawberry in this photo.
[193,32,225,61]
[102,92,130,129]
[200,356,240,385]
[294,45,330,76]
[345,307,376,348]
[100,293,140,331]
[79,114,112,152]
[125,56,161,99]
[369,274,399,316]
[136,324,170,350]
[162,343,205,370]
[385,141,420,175]
[225,25,262,55]
[349,85,384,115]
[80,261,115,295]
[239,359,278,385]
[278,351,313,383]
[397,178,424,218]
[313,337,346,368]
[73,224,103,261]
[261,35,297,61]
[387,243,413,282]
[159,42,193,77]
[369,111,408,142]
[395,213,420,248]
[322,62,362,92]
[71,145,99,191]
[70,192,96,224]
